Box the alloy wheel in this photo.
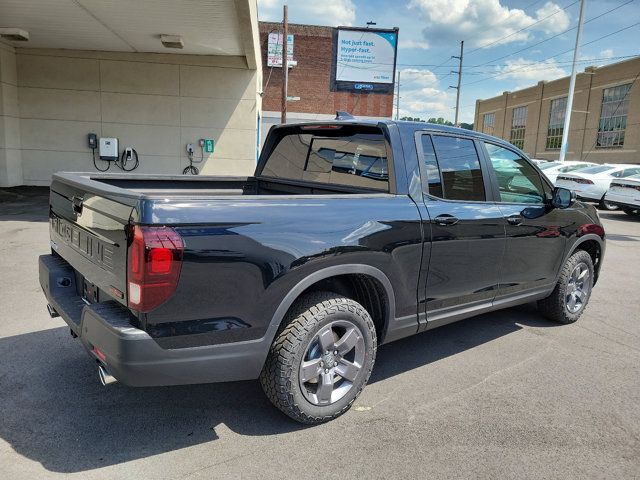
[566,262,590,313]
[299,320,365,406]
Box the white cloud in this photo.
[257,0,356,26]
[396,68,454,120]
[533,1,571,34]
[493,57,567,88]
[399,68,439,87]
[407,0,571,48]
[398,39,429,50]
[578,48,616,67]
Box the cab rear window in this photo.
[261,126,390,191]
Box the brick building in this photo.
[474,56,640,164]
[259,22,394,141]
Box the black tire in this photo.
[260,291,377,424]
[537,250,594,324]
[598,196,618,211]
[621,206,640,217]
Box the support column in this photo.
[0,42,22,187]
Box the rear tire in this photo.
[537,250,594,324]
[260,291,377,424]
[598,196,618,211]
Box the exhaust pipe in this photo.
[47,304,59,318]
[98,365,117,386]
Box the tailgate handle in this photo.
[72,196,83,215]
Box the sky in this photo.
[257,0,640,123]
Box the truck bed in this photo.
[57,172,384,201]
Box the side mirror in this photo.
[551,186,576,209]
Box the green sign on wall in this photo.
[204,139,214,153]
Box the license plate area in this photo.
[82,278,99,304]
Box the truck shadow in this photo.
[0,187,49,222]
[0,303,555,473]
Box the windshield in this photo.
[577,165,615,174]
[558,164,593,173]
[539,161,561,170]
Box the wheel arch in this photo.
[263,265,397,349]
[565,233,604,284]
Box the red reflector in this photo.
[92,346,106,362]
[127,225,184,312]
[108,286,124,299]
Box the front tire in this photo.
[537,250,594,324]
[622,206,640,217]
[260,292,377,424]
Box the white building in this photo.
[0,0,262,187]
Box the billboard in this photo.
[335,28,398,88]
[267,32,294,67]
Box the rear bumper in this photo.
[555,182,603,202]
[605,200,640,211]
[39,254,267,386]
[604,192,640,210]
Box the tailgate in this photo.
[49,176,136,307]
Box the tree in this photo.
[427,117,453,126]
[401,116,473,130]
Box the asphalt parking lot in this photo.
[1,187,639,479]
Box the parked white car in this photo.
[538,161,597,184]
[530,158,551,166]
[555,164,640,210]
[604,174,640,216]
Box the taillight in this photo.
[559,176,593,184]
[612,182,640,191]
[573,178,594,184]
[127,225,184,312]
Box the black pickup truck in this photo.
[39,120,605,423]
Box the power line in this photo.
[465,0,580,56]
[466,0,636,71]
[463,20,640,87]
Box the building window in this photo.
[482,113,495,135]
[546,97,567,150]
[510,106,527,149]
[597,83,632,148]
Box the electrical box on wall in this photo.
[99,137,119,161]
[203,138,214,153]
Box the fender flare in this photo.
[260,264,397,350]
[560,233,605,283]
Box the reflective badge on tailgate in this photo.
[50,215,114,271]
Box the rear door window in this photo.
[426,135,486,201]
[621,167,640,177]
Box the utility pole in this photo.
[395,70,401,120]
[449,40,464,126]
[559,0,586,162]
[280,4,288,124]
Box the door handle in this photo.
[506,215,523,226]
[433,215,459,226]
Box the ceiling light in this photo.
[0,28,29,42]
[160,35,183,49]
